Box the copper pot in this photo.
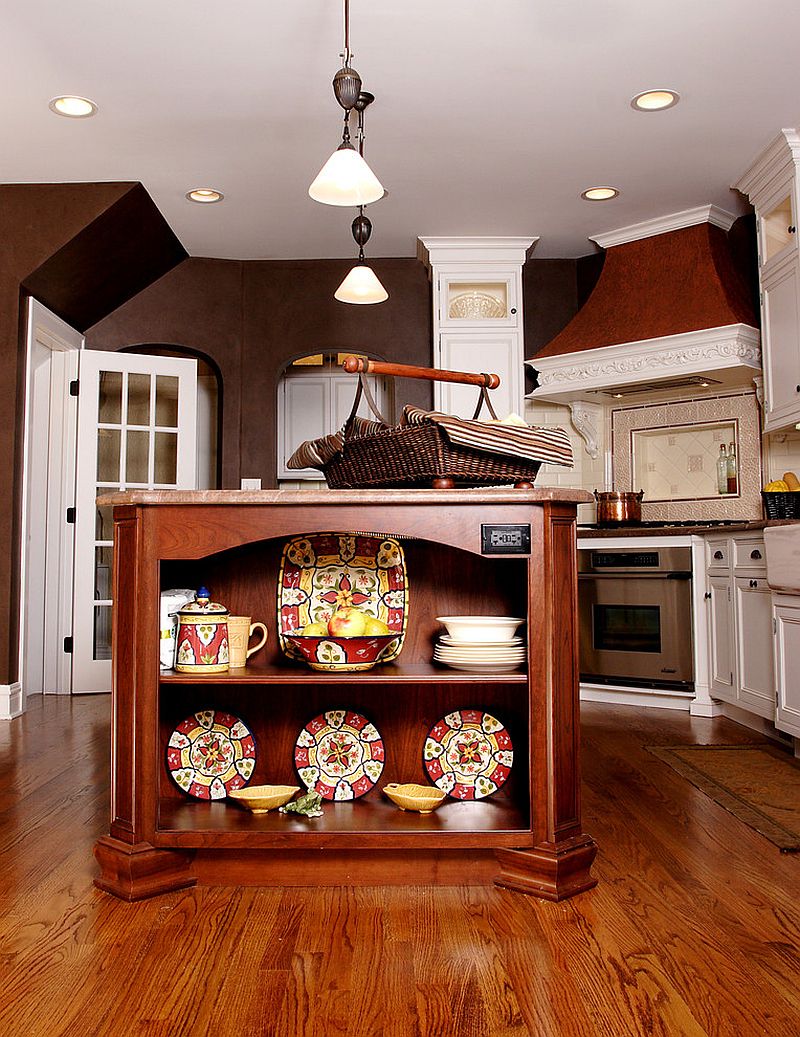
[594,490,644,525]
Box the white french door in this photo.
[72,351,197,694]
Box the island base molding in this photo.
[494,836,599,901]
[93,837,196,901]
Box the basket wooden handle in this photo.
[342,355,500,389]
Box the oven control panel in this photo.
[592,550,659,569]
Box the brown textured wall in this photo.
[87,257,434,488]
[535,221,759,358]
[0,182,157,684]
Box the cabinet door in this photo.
[278,375,330,479]
[758,185,797,268]
[734,577,776,719]
[438,274,519,328]
[436,331,523,420]
[774,599,800,737]
[708,575,736,703]
[761,251,800,431]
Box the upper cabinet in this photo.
[736,129,800,431]
[418,237,536,420]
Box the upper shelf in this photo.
[160,661,528,685]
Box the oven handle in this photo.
[579,571,692,580]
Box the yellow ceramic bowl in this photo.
[383,783,446,814]
[228,785,299,814]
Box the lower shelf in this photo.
[155,795,532,849]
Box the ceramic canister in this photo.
[173,588,230,674]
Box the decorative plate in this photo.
[294,709,385,800]
[166,710,256,800]
[423,709,513,800]
[277,533,408,662]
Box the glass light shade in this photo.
[309,145,385,206]
[335,263,389,304]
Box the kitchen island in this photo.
[94,488,597,901]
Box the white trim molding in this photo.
[734,129,800,205]
[568,400,603,458]
[527,324,761,404]
[590,205,738,250]
[417,236,538,272]
[0,682,24,720]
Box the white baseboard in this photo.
[0,682,24,720]
[580,681,695,711]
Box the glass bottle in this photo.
[717,444,728,494]
[726,442,738,494]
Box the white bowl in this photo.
[435,616,524,643]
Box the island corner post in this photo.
[93,488,597,901]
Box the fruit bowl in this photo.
[383,783,446,813]
[227,785,299,813]
[283,631,401,672]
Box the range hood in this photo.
[527,207,761,406]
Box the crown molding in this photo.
[527,324,761,402]
[590,205,737,250]
[734,128,800,206]
[416,236,538,269]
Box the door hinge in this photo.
[69,379,80,397]
[63,636,73,654]
[66,506,75,524]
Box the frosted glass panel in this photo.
[127,373,151,425]
[154,431,178,484]
[632,421,736,502]
[93,605,112,660]
[155,375,179,427]
[98,371,122,424]
[96,428,121,482]
[447,281,508,319]
[126,430,150,483]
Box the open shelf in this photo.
[160,661,527,685]
[155,795,532,849]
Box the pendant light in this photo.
[335,206,388,304]
[308,0,385,207]
[334,92,388,304]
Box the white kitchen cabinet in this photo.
[704,534,775,719]
[417,237,536,420]
[773,594,800,737]
[735,129,800,431]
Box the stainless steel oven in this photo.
[578,546,693,688]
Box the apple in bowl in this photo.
[285,607,398,672]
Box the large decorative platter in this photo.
[277,533,408,662]
[294,709,385,800]
[423,709,513,800]
[166,710,256,800]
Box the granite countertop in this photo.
[577,519,799,538]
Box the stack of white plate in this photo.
[433,616,526,673]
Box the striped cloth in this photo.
[401,406,574,467]
[287,409,573,472]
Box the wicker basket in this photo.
[762,491,800,519]
[321,359,543,490]
[324,420,541,489]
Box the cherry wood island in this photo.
[94,488,597,901]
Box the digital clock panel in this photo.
[480,523,531,555]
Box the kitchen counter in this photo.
[576,519,799,538]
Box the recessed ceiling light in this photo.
[581,186,620,201]
[49,95,98,118]
[186,188,224,204]
[631,89,680,112]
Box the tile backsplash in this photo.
[612,391,762,521]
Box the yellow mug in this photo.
[227,616,268,668]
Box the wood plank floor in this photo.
[1,694,799,1036]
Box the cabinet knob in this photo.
[750,549,762,560]
[790,225,797,233]
[704,591,712,600]
[713,550,724,560]
[510,307,517,315]
[749,579,758,588]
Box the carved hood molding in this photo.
[527,212,761,403]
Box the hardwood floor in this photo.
[1,694,799,1036]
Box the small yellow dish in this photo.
[228,785,299,814]
[383,783,445,814]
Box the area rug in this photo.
[646,744,800,852]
